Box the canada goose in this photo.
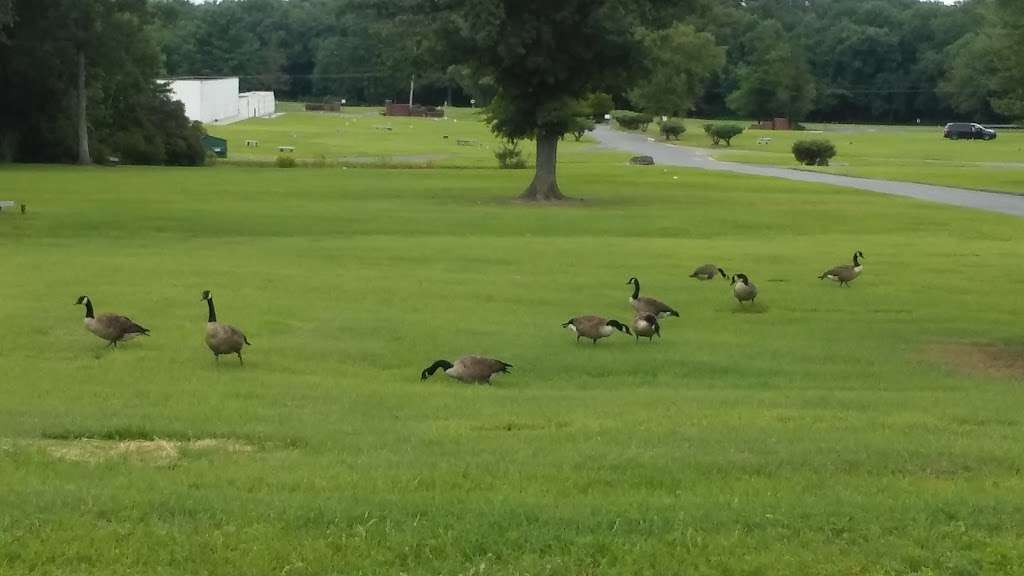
[201,290,250,366]
[632,313,661,342]
[690,264,728,281]
[731,273,758,304]
[420,356,512,384]
[626,277,680,318]
[819,251,865,287]
[561,315,632,344]
[74,295,149,347]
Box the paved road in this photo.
[593,125,1024,218]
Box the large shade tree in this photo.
[436,0,642,201]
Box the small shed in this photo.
[201,135,228,158]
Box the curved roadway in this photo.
[593,125,1024,218]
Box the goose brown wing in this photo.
[98,313,149,337]
[459,356,513,379]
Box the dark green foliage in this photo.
[494,139,526,169]
[726,21,815,122]
[582,92,615,121]
[568,117,596,142]
[707,124,744,146]
[275,155,297,168]
[990,0,1024,120]
[703,123,715,135]
[630,23,725,117]
[792,139,837,166]
[613,111,644,130]
[0,0,205,165]
[659,119,686,140]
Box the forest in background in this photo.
[0,0,1021,165]
[153,0,1022,124]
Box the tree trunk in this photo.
[519,134,566,201]
[76,49,91,165]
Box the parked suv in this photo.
[944,122,997,140]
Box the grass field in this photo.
[635,118,1024,195]
[209,105,616,168]
[2,152,1024,574]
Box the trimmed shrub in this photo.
[569,117,596,141]
[612,110,643,130]
[703,123,715,135]
[792,139,836,166]
[707,124,744,146]
[659,119,686,140]
[636,113,654,131]
[495,139,527,169]
[275,155,297,168]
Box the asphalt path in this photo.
[593,125,1024,218]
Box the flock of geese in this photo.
[74,251,865,383]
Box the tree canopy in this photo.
[629,23,725,118]
[0,0,205,164]
[435,0,643,200]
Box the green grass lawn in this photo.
[2,157,1024,574]
[210,105,616,168]
[634,118,1024,195]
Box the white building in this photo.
[158,77,276,124]
[238,91,276,119]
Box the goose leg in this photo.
[237,352,244,367]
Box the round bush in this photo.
[276,155,297,168]
[612,110,643,130]
[707,124,744,146]
[659,119,686,140]
[792,139,836,166]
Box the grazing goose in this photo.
[74,295,149,347]
[420,356,512,384]
[561,315,632,344]
[631,313,661,342]
[626,277,680,318]
[819,251,864,287]
[731,273,758,304]
[201,290,250,365]
[690,264,728,281]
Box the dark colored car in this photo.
[944,122,997,140]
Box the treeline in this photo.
[153,0,1022,124]
[0,0,1020,166]
[0,0,206,165]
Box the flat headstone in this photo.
[629,155,655,166]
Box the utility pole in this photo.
[408,74,415,107]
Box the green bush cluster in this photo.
[706,124,744,146]
[612,110,653,131]
[659,119,686,140]
[494,140,527,169]
[792,139,837,166]
[275,155,298,168]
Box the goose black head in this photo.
[421,359,454,380]
[626,277,639,286]
[855,250,864,260]
[736,273,751,284]
[201,290,212,302]
[74,295,89,306]
[718,268,727,278]
[606,319,632,335]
